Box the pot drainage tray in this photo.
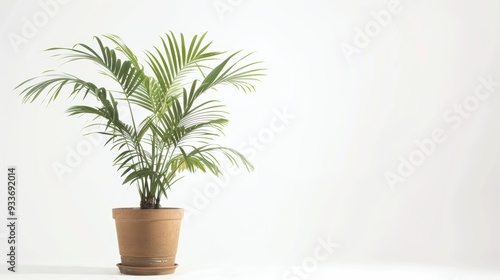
[116,263,178,275]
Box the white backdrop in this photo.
[2,0,500,278]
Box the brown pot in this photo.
[112,208,184,275]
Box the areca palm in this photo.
[17,32,265,209]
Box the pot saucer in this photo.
[116,263,178,275]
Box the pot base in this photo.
[116,263,178,275]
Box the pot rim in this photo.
[112,207,184,220]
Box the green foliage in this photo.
[17,32,265,209]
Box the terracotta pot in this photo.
[112,208,184,275]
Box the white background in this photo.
[2,0,500,279]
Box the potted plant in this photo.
[17,32,265,275]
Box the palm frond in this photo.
[17,32,265,208]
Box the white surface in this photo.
[1,0,500,277]
[1,263,500,280]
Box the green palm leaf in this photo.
[17,32,265,209]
